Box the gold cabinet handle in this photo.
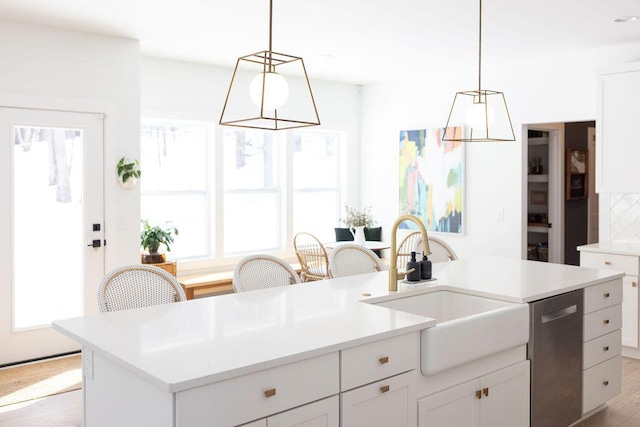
[603,346,610,352]
[483,387,489,397]
[605,261,612,265]
[604,292,610,298]
[380,385,390,393]
[604,319,610,325]
[264,388,276,398]
[379,356,389,364]
[603,380,609,386]
[633,282,638,288]
[475,390,482,399]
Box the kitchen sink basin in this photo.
[370,290,529,376]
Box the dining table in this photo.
[323,240,391,251]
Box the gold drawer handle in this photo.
[264,388,276,398]
[604,346,610,352]
[604,319,610,325]
[604,292,610,298]
[483,388,489,397]
[633,282,638,288]
[380,385,390,394]
[603,380,609,386]
[604,261,612,265]
[379,356,389,364]
[476,390,482,399]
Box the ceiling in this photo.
[1,0,639,84]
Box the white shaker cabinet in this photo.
[239,395,339,427]
[580,250,639,348]
[418,360,530,427]
[596,62,640,193]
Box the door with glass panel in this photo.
[0,107,104,365]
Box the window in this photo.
[140,119,344,266]
[140,120,211,260]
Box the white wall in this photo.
[361,42,640,259]
[0,20,140,270]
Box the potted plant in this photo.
[342,206,375,244]
[117,157,141,189]
[140,219,179,263]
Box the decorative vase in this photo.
[350,226,367,245]
[141,252,166,264]
[118,176,137,190]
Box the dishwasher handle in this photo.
[541,304,578,323]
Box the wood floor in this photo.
[3,357,640,426]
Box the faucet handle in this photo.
[397,267,415,280]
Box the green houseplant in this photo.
[140,219,178,263]
[117,157,141,189]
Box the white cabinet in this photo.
[239,396,339,427]
[341,370,416,427]
[339,332,419,427]
[581,277,623,414]
[177,353,339,427]
[596,62,640,193]
[417,360,530,427]
[580,250,639,348]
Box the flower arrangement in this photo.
[342,205,375,228]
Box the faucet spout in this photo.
[389,215,430,291]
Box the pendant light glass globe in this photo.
[465,101,495,130]
[250,71,289,110]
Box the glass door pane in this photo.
[13,126,84,329]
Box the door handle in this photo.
[87,239,101,248]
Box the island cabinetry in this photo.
[580,251,639,348]
[176,352,339,427]
[417,360,530,427]
[340,332,419,426]
[581,279,623,414]
[239,395,339,427]
[596,62,640,193]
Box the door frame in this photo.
[521,123,565,264]
[0,94,115,365]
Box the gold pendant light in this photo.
[443,0,515,142]
[219,0,321,131]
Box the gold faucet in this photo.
[389,214,430,291]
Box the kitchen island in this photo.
[53,257,623,427]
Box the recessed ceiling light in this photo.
[614,15,639,23]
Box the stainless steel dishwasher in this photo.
[528,288,583,427]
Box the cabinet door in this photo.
[479,361,530,427]
[622,275,639,348]
[267,395,338,427]
[597,70,640,193]
[341,371,416,427]
[240,420,267,427]
[418,379,480,427]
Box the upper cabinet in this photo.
[597,62,640,193]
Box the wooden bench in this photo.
[179,263,302,300]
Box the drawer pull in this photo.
[604,261,612,265]
[379,356,389,364]
[603,380,609,387]
[264,388,276,398]
[476,390,482,399]
[604,292,610,298]
[603,346,610,352]
[380,385,390,394]
[603,319,610,325]
[483,387,489,397]
[633,282,638,288]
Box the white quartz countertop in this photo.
[53,256,623,393]
[578,242,640,257]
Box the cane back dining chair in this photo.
[294,232,330,282]
[328,243,385,278]
[396,232,459,267]
[233,254,301,293]
[97,264,187,313]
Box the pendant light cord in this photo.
[478,0,482,93]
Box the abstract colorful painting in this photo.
[399,127,463,234]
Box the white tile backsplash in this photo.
[610,193,640,243]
